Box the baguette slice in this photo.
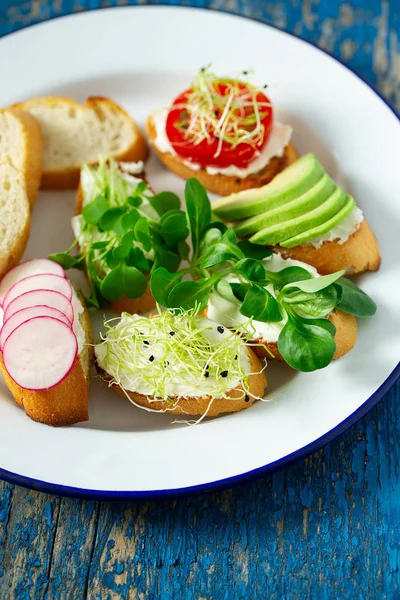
[146,114,298,196]
[75,167,156,315]
[0,290,93,426]
[12,97,149,190]
[0,108,43,207]
[276,219,381,275]
[98,346,266,417]
[0,161,31,280]
[251,309,357,362]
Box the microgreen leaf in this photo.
[272,266,313,286]
[127,196,142,208]
[278,313,336,371]
[99,206,127,234]
[234,258,266,282]
[240,285,282,322]
[149,191,181,216]
[283,270,345,294]
[82,194,109,225]
[185,178,211,262]
[215,280,242,306]
[153,245,181,273]
[200,228,244,269]
[121,209,140,231]
[334,277,377,317]
[91,241,110,250]
[126,247,152,272]
[168,279,213,313]
[48,253,83,270]
[285,285,338,318]
[159,210,189,247]
[178,240,190,260]
[230,282,251,302]
[150,268,183,307]
[134,217,152,252]
[100,262,148,302]
[238,239,272,260]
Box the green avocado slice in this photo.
[234,174,337,237]
[249,187,347,246]
[279,195,356,248]
[212,153,324,219]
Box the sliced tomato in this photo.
[165,82,273,169]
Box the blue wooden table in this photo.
[0,1,399,597]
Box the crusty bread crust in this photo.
[146,115,298,195]
[251,309,357,363]
[276,219,380,275]
[13,97,149,190]
[0,293,93,426]
[0,216,30,282]
[0,108,43,207]
[98,347,267,417]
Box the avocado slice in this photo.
[212,153,324,220]
[234,174,337,237]
[280,195,356,248]
[250,187,347,246]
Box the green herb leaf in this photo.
[91,241,110,250]
[238,239,272,260]
[149,191,181,216]
[334,277,377,317]
[121,209,141,231]
[150,267,183,307]
[272,266,313,286]
[134,217,152,252]
[185,178,211,261]
[278,314,336,371]
[234,258,266,282]
[199,227,223,256]
[178,240,190,260]
[168,279,212,313]
[82,194,109,225]
[126,247,152,272]
[215,280,242,306]
[283,270,345,294]
[153,245,181,273]
[240,285,282,322]
[127,196,142,208]
[230,282,251,302]
[159,210,189,247]
[48,253,82,270]
[100,262,148,302]
[99,206,127,234]
[286,285,338,318]
[200,228,244,269]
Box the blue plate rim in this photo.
[0,5,399,501]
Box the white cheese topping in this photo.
[207,254,318,343]
[95,314,251,398]
[152,108,293,178]
[308,206,364,248]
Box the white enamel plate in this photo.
[0,7,399,499]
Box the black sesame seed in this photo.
[235,355,238,360]
[221,370,228,378]
[217,326,224,334]
[263,84,268,88]
[245,394,250,403]
[169,331,176,336]
[204,372,210,378]
[243,70,248,75]
[143,340,149,346]
[149,355,155,362]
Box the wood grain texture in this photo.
[0,1,399,598]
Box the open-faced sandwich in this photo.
[95,310,267,418]
[147,66,297,195]
[0,259,93,426]
[212,153,380,275]
[50,156,189,314]
[150,179,377,372]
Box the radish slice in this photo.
[4,290,73,324]
[0,259,65,305]
[0,306,72,351]
[3,317,77,391]
[3,274,72,310]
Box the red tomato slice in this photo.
[166,82,273,169]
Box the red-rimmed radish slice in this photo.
[3,317,78,391]
[3,274,72,310]
[4,290,73,324]
[0,306,72,351]
[0,259,65,305]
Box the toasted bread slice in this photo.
[0,161,31,280]
[276,219,380,275]
[0,290,93,426]
[146,114,298,195]
[251,309,357,362]
[12,97,149,190]
[99,346,266,417]
[0,108,42,207]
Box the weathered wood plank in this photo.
[0,487,60,598]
